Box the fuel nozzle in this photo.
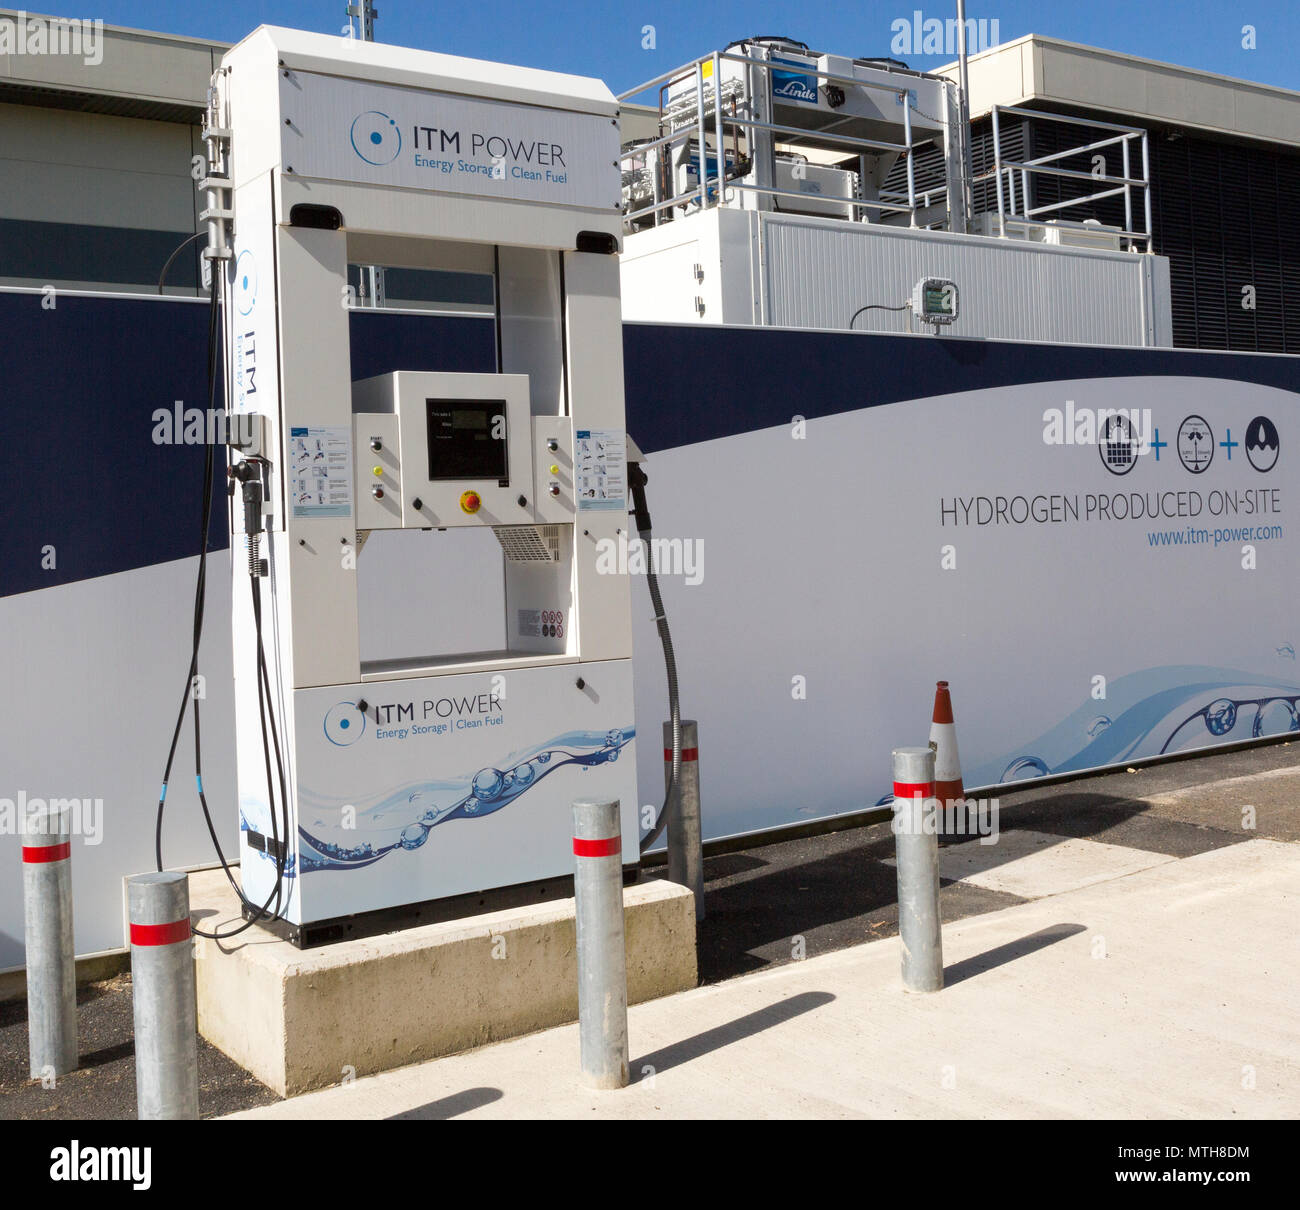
[628,460,652,535]
[229,459,267,576]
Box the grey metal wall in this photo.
[760,211,1170,346]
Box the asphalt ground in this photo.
[2,737,1296,1119]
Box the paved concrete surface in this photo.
[885,830,1176,897]
[686,739,1300,982]
[226,838,1300,1120]
[4,739,1296,1118]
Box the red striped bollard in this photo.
[891,746,944,993]
[128,871,198,1119]
[22,805,78,1078]
[663,719,704,920]
[572,798,629,1089]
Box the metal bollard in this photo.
[572,798,629,1089]
[128,871,198,1120]
[664,719,704,920]
[891,746,944,993]
[22,805,78,1079]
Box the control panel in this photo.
[351,371,541,528]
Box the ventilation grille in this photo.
[1027,115,1300,354]
[493,524,563,563]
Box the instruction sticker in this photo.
[574,429,626,512]
[290,425,353,518]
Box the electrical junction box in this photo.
[912,276,958,324]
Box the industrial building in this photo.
[3,14,1300,347]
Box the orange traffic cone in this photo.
[929,681,964,835]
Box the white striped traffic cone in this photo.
[929,680,965,836]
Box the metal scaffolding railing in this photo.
[987,103,1154,251]
[618,50,945,230]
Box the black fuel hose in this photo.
[629,460,681,852]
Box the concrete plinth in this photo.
[190,869,696,1097]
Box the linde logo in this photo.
[49,1141,151,1190]
[771,58,819,104]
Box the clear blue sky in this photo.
[88,1,1299,94]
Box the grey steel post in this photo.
[128,871,198,1120]
[572,799,629,1089]
[22,805,77,1079]
[891,747,944,993]
[664,719,704,920]
[955,0,975,229]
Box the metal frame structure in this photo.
[988,103,1154,251]
[618,49,951,230]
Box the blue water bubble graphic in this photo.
[1253,698,1299,738]
[1086,716,1112,739]
[472,767,504,800]
[1001,756,1050,782]
[1204,698,1237,736]
[399,824,427,850]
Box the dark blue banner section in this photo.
[621,321,1300,453]
[0,293,495,599]
[2,291,1296,597]
[0,293,224,599]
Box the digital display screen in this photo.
[425,399,507,481]
[923,285,952,314]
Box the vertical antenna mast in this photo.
[347,0,384,306]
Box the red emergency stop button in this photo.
[460,490,482,514]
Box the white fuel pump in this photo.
[201,27,639,945]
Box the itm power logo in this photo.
[50,1141,151,1190]
[351,110,402,165]
[324,701,367,746]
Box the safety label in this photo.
[575,429,626,512]
[518,609,565,639]
[290,425,353,517]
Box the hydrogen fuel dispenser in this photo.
[209,27,639,943]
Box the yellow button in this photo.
[460,490,482,514]
[549,464,560,475]
[372,465,383,476]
